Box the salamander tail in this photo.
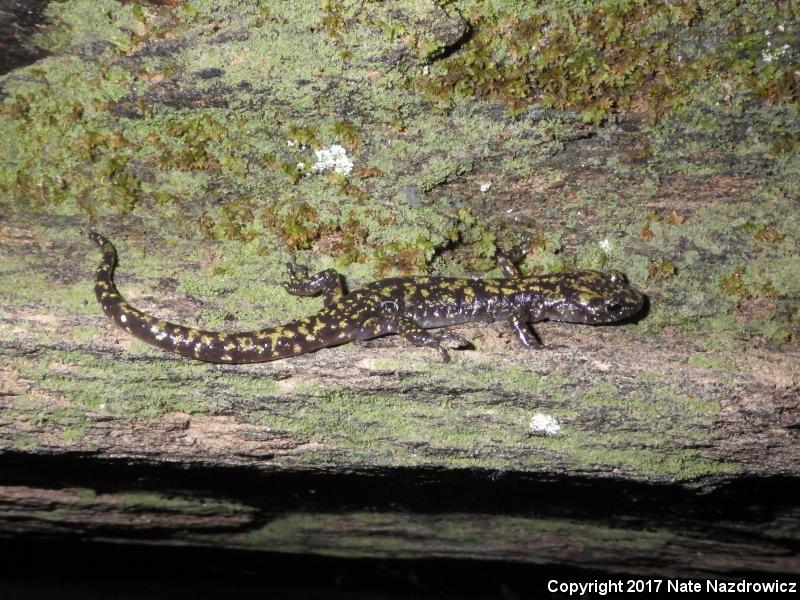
[89,233,316,363]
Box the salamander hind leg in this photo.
[282,263,345,307]
[496,253,520,279]
[508,313,542,348]
[396,317,469,363]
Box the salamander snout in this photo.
[545,270,645,325]
[590,270,644,323]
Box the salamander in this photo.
[90,232,644,363]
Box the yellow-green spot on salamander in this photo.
[90,233,644,363]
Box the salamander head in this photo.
[544,270,644,325]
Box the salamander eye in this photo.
[606,302,622,313]
[607,270,626,283]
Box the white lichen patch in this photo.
[762,42,790,63]
[312,144,353,175]
[529,413,561,436]
[479,181,492,193]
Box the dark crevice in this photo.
[0,0,51,75]
[0,539,713,600]
[1,452,798,544]
[1,452,799,594]
[431,22,474,62]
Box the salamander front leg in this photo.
[396,317,469,363]
[508,313,543,348]
[283,263,345,307]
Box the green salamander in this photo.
[90,233,644,363]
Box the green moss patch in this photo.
[417,1,798,124]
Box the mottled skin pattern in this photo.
[90,233,644,363]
